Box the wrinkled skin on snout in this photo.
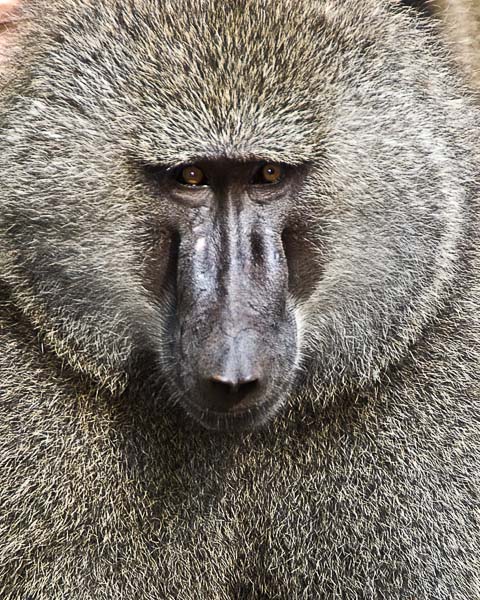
[145,160,300,431]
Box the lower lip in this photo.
[184,400,269,429]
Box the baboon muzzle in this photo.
[174,210,297,418]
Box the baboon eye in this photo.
[177,165,206,187]
[253,163,284,185]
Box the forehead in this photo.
[122,1,329,163]
[38,0,375,164]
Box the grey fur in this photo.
[0,0,479,598]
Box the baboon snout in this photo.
[172,216,297,428]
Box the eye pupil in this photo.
[180,165,205,186]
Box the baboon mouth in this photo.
[181,397,281,432]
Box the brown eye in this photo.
[253,163,284,185]
[179,165,206,186]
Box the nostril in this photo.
[207,375,260,410]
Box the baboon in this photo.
[0,0,479,598]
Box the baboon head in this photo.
[0,0,473,430]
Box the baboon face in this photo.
[0,0,467,430]
[142,160,301,430]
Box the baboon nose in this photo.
[203,374,261,412]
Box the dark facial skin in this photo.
[144,160,300,431]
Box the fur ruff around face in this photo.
[0,1,479,598]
